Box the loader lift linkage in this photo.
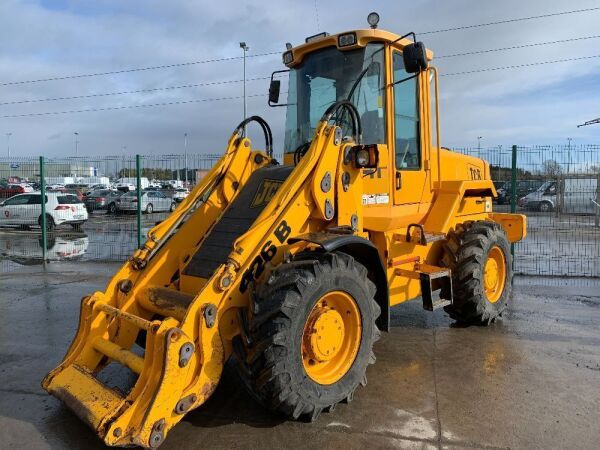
[43,17,526,448]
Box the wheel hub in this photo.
[484,246,506,303]
[304,308,345,362]
[301,291,361,385]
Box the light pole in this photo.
[477,136,482,152]
[184,133,188,187]
[567,137,572,173]
[122,146,127,178]
[74,132,79,178]
[6,132,11,159]
[6,133,12,179]
[240,42,249,135]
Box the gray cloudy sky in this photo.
[0,0,599,157]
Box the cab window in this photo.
[393,52,420,170]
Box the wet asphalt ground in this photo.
[1,262,599,449]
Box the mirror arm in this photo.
[388,73,419,88]
[268,69,290,108]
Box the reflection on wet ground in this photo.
[0,210,171,268]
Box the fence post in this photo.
[136,154,142,248]
[39,156,48,264]
[510,145,518,270]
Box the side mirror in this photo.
[403,42,428,74]
[268,69,289,107]
[268,79,281,104]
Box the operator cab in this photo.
[268,15,433,170]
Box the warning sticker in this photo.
[362,193,389,206]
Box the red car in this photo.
[0,184,33,198]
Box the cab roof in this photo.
[283,28,434,68]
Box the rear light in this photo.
[131,199,138,203]
[55,205,70,210]
[96,197,105,202]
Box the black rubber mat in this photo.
[183,165,293,279]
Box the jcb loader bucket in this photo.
[42,290,224,448]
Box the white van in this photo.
[520,177,599,214]
[116,177,149,191]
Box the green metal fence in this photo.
[0,153,220,272]
[456,144,600,278]
[1,146,599,279]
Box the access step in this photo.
[404,223,446,246]
[394,263,453,311]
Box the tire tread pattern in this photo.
[233,252,380,421]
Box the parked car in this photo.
[116,190,175,214]
[51,187,84,201]
[172,188,190,203]
[84,184,110,196]
[65,183,90,191]
[84,190,123,213]
[519,181,557,212]
[520,178,599,214]
[496,180,545,205]
[116,177,149,191]
[0,183,34,198]
[0,192,88,230]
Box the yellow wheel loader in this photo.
[43,15,526,448]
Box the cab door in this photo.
[391,51,427,206]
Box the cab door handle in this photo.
[395,172,402,190]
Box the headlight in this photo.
[352,145,379,169]
[356,149,370,166]
[282,51,293,65]
[338,33,357,47]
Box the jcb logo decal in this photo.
[469,167,482,180]
[251,179,284,208]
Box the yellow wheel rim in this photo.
[302,291,361,385]
[484,246,507,303]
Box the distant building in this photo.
[0,160,93,181]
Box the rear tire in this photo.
[443,221,512,325]
[233,252,380,421]
[108,203,117,214]
[38,214,55,231]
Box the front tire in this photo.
[107,203,117,214]
[539,201,553,213]
[443,221,512,325]
[145,203,153,214]
[233,252,380,421]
